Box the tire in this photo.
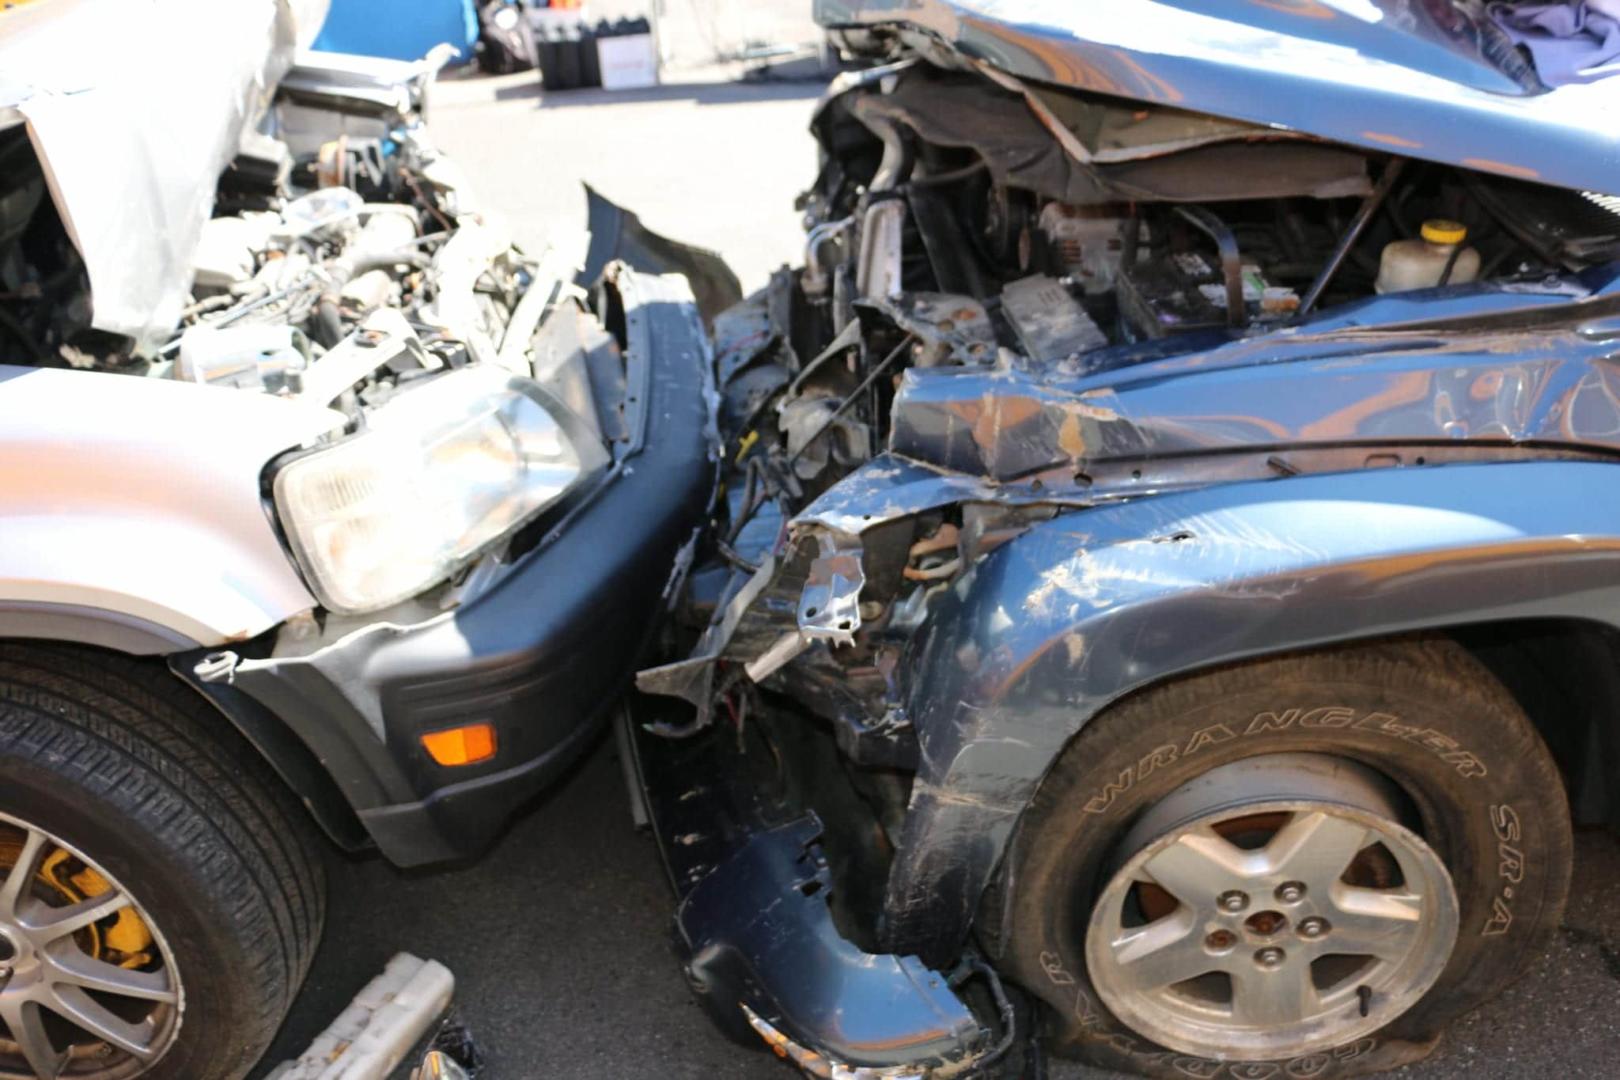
[988,637,1571,1080]
[0,643,326,1080]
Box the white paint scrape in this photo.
[266,952,455,1080]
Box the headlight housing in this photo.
[273,367,607,614]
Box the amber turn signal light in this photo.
[421,723,497,766]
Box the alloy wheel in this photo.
[1085,754,1459,1060]
[0,812,182,1079]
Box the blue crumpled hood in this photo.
[815,0,1620,195]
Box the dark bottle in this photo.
[555,22,583,90]
[579,21,602,88]
[537,26,561,90]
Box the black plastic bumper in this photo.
[623,699,986,1075]
[217,270,716,867]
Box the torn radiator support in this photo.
[527,295,629,449]
[636,551,794,714]
[634,454,1085,731]
[860,293,996,367]
[798,532,866,648]
[621,697,987,1076]
[636,526,894,751]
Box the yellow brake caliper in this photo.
[40,848,154,967]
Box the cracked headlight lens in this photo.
[273,366,606,614]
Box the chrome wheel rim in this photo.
[1084,754,1458,1060]
[0,811,182,1079]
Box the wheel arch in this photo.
[167,646,371,853]
[1453,616,1620,830]
[0,599,199,655]
[878,460,1620,962]
[0,633,368,852]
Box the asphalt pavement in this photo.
[256,735,1620,1080]
[253,68,1620,1080]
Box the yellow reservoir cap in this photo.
[1421,219,1468,245]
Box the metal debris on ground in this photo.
[267,953,455,1080]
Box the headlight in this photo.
[273,366,607,614]
[492,5,520,30]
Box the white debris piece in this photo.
[266,952,455,1080]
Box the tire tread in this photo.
[0,643,326,1078]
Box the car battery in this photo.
[1119,251,1299,339]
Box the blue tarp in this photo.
[312,0,479,62]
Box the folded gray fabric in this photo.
[1490,0,1620,85]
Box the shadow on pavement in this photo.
[493,77,824,108]
[251,736,776,1080]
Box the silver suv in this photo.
[0,4,731,1077]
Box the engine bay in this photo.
[793,66,1620,373]
[0,54,629,451]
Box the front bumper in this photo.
[207,270,716,867]
[623,698,988,1078]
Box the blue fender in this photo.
[881,459,1620,959]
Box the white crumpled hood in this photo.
[0,0,329,353]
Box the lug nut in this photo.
[1245,910,1288,937]
[1218,890,1250,913]
[1299,917,1331,939]
[1275,881,1307,904]
[1204,930,1237,952]
[1255,947,1286,969]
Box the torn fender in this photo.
[680,818,983,1075]
[880,459,1620,961]
[622,698,989,1076]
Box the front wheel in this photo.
[990,638,1572,1079]
[0,644,326,1080]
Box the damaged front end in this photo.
[0,26,740,867]
[629,17,1620,1079]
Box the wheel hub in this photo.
[1084,754,1459,1060]
[0,812,182,1080]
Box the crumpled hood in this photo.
[814,0,1620,196]
[0,0,328,353]
[883,283,1620,487]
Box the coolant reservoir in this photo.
[1375,219,1480,294]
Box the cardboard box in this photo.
[598,33,658,90]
